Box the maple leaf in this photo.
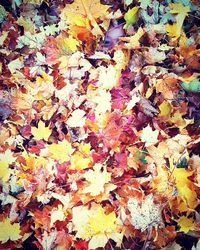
[0,150,16,182]
[31,121,51,141]
[20,152,48,171]
[50,205,66,227]
[72,203,121,248]
[82,163,112,196]
[169,3,190,16]
[70,152,91,170]
[147,141,170,166]
[61,0,109,35]
[57,35,79,54]
[140,124,159,147]
[8,58,24,74]
[126,94,140,110]
[121,27,144,49]
[128,194,162,231]
[0,161,11,182]
[176,216,194,233]
[159,100,172,117]
[98,65,119,90]
[47,140,74,163]
[152,165,172,196]
[173,168,197,209]
[166,3,190,41]
[67,109,86,128]
[0,218,22,243]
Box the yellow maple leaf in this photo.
[159,100,172,117]
[61,0,109,20]
[166,3,190,41]
[166,22,181,41]
[57,35,79,54]
[21,152,48,171]
[60,0,109,35]
[169,3,190,16]
[169,110,186,128]
[173,168,197,209]
[70,152,91,170]
[16,16,35,33]
[48,140,74,163]
[87,205,116,236]
[121,27,144,49]
[0,160,11,182]
[63,13,91,30]
[70,143,92,170]
[31,121,51,141]
[0,218,22,243]
[176,216,194,233]
[82,163,112,196]
[72,203,121,248]
[78,143,91,154]
[0,150,16,182]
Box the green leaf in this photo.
[137,151,147,164]
[176,157,188,169]
[124,6,140,29]
[125,0,133,6]
[0,5,7,22]
[181,80,200,92]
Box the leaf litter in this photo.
[0,0,200,249]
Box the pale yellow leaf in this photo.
[0,218,22,243]
[48,140,74,163]
[72,203,117,243]
[67,109,86,128]
[82,163,111,196]
[31,121,51,141]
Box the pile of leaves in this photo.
[0,0,200,249]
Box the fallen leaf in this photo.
[67,109,86,128]
[0,218,22,243]
[61,0,109,35]
[176,216,194,233]
[48,140,74,163]
[72,203,120,248]
[31,121,51,141]
[173,168,197,209]
[82,163,112,196]
[159,100,172,117]
[124,6,140,29]
[140,124,159,147]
